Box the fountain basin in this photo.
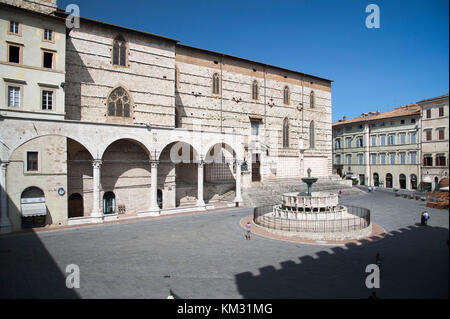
[282,192,339,212]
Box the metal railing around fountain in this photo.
[253,205,371,233]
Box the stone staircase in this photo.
[212,176,365,207]
[241,178,365,207]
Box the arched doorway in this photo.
[373,173,379,187]
[410,174,417,190]
[434,176,439,191]
[159,141,200,208]
[399,174,406,189]
[67,137,94,216]
[204,142,238,202]
[103,191,116,214]
[386,173,393,188]
[20,187,46,229]
[68,193,83,218]
[102,138,151,214]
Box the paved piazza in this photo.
[0,192,448,299]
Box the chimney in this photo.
[343,116,347,121]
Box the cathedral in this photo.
[0,0,332,232]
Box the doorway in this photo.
[252,153,261,182]
[68,193,83,218]
[103,191,116,214]
[386,173,393,188]
[373,173,379,187]
[410,174,417,190]
[399,174,406,189]
[359,174,365,186]
[157,189,163,209]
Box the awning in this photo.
[422,176,432,183]
[21,197,46,217]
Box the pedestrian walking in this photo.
[420,212,426,225]
[245,221,251,240]
[423,212,430,225]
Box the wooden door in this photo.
[252,154,261,182]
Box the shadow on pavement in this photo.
[0,231,80,299]
[235,223,449,298]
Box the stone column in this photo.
[150,161,160,213]
[197,161,206,207]
[234,160,243,205]
[0,161,12,233]
[91,159,103,218]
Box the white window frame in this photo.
[410,152,417,164]
[380,153,386,165]
[7,84,22,108]
[41,89,55,111]
[399,132,406,145]
[390,153,396,164]
[399,152,406,165]
[356,136,363,148]
[43,28,54,42]
[388,135,395,145]
[358,154,364,165]
[371,153,377,165]
[410,132,416,144]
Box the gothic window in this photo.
[309,121,315,149]
[108,87,131,117]
[283,117,289,148]
[112,35,127,66]
[310,90,315,108]
[283,86,290,104]
[252,80,259,100]
[212,73,220,94]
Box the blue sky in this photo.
[62,0,449,122]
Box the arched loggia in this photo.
[158,141,200,208]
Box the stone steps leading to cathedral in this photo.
[241,180,364,207]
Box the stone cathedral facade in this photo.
[0,0,332,232]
